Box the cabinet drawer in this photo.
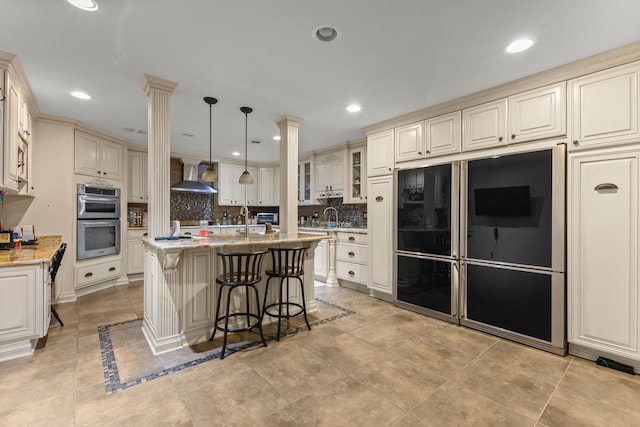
[336,243,368,263]
[336,261,367,285]
[127,228,147,240]
[337,232,367,244]
[76,258,121,288]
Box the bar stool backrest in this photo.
[50,243,67,283]
[216,251,268,286]
[269,247,308,277]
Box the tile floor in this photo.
[1,281,640,426]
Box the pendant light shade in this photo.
[201,96,218,182]
[238,106,254,185]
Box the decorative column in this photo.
[140,74,183,355]
[140,74,178,239]
[275,115,304,236]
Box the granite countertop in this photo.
[296,226,367,234]
[144,232,328,251]
[0,235,63,267]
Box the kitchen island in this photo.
[142,231,327,355]
[0,236,63,361]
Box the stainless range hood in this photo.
[171,159,217,194]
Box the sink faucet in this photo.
[239,205,250,236]
[323,207,338,226]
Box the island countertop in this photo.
[0,235,62,267]
[143,231,328,251]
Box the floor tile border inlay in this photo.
[99,297,355,394]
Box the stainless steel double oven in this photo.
[77,184,121,260]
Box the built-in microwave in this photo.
[77,184,121,219]
[77,219,120,260]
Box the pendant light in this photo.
[238,106,254,184]
[201,96,218,182]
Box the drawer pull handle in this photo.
[84,272,93,278]
[348,271,355,276]
[595,183,618,191]
[109,267,116,272]
[348,252,355,256]
[376,196,383,202]
[348,236,355,241]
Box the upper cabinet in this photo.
[127,150,147,202]
[462,98,508,151]
[298,158,313,205]
[463,83,567,152]
[395,122,425,162]
[345,145,367,203]
[218,162,263,206]
[367,129,394,177]
[256,166,275,206]
[395,112,462,163]
[315,149,345,198]
[75,131,124,180]
[568,61,640,151]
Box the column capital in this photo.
[141,74,178,96]
[275,115,304,128]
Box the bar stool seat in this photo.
[262,247,311,341]
[210,251,268,359]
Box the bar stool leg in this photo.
[220,286,234,360]
[245,286,251,331]
[210,282,225,342]
[277,276,285,341]
[251,284,267,347]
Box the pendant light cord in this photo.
[209,103,213,165]
[244,110,248,171]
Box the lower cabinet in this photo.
[75,257,122,289]
[314,238,329,281]
[0,263,49,362]
[367,175,394,294]
[568,147,640,367]
[127,229,147,275]
[336,231,368,285]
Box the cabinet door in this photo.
[0,266,40,341]
[244,166,258,205]
[4,76,19,189]
[315,163,331,192]
[509,82,566,144]
[347,147,367,203]
[462,98,508,151]
[367,175,393,294]
[569,150,639,358]
[127,238,145,274]
[367,129,394,176]
[314,239,328,280]
[100,140,123,180]
[257,167,274,206]
[569,62,640,150]
[298,160,313,204]
[218,163,244,205]
[75,132,100,176]
[330,161,344,190]
[426,111,461,156]
[273,167,280,205]
[128,151,147,202]
[395,122,425,162]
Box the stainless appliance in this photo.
[77,184,120,219]
[395,162,460,324]
[77,184,121,260]
[256,212,278,225]
[77,219,121,260]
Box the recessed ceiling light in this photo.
[505,38,534,54]
[273,135,281,141]
[70,90,91,100]
[346,104,361,113]
[66,0,99,11]
[313,26,340,42]
[231,151,241,156]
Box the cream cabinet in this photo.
[273,167,280,206]
[314,238,329,281]
[127,150,148,202]
[462,98,508,151]
[3,73,19,191]
[367,175,393,294]
[75,257,122,290]
[257,166,275,206]
[336,231,368,285]
[218,163,257,206]
[509,82,566,144]
[0,263,49,362]
[127,229,147,275]
[367,129,394,177]
[298,159,313,204]
[568,148,640,366]
[395,121,425,162]
[394,112,462,163]
[568,61,640,150]
[346,146,367,203]
[75,131,124,180]
[315,149,345,197]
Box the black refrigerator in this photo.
[395,162,460,323]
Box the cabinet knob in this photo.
[511,134,516,139]
[348,236,355,241]
[498,136,503,142]
[109,266,116,272]
[348,251,355,256]
[388,167,392,171]
[140,197,143,200]
[348,271,355,276]
[103,172,107,175]
[418,151,422,155]
[375,196,383,202]
[572,140,579,146]
[97,171,101,174]
[84,272,93,278]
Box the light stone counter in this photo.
[142,232,327,355]
[0,235,62,267]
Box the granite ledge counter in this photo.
[0,235,62,267]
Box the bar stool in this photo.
[49,243,67,326]
[262,247,311,341]
[210,251,268,359]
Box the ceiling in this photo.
[2,1,640,163]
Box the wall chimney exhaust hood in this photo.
[171,159,216,194]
